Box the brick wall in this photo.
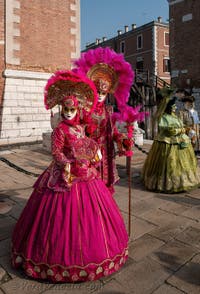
[84,21,170,85]
[169,0,200,88]
[156,26,170,81]
[5,0,80,72]
[125,26,154,73]
[0,0,80,146]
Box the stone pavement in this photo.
[0,142,200,294]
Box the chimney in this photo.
[157,16,162,23]
[95,38,101,45]
[132,24,137,30]
[124,25,129,33]
[117,30,122,36]
[102,36,107,42]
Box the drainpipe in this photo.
[152,23,157,79]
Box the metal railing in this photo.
[134,69,170,89]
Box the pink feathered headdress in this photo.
[61,95,79,107]
[73,47,134,109]
[44,70,97,113]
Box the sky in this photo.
[80,0,169,50]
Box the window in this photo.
[164,32,169,46]
[163,58,170,72]
[182,13,192,22]
[120,41,125,53]
[137,34,143,49]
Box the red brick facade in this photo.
[169,0,200,88]
[5,0,79,73]
[0,0,80,146]
[84,19,170,85]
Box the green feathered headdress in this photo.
[153,87,175,123]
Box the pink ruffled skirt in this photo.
[11,179,128,282]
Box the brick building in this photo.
[84,17,170,86]
[0,0,80,146]
[168,0,200,99]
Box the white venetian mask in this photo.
[98,92,107,103]
[63,106,77,120]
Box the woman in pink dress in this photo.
[11,70,128,283]
[73,47,135,194]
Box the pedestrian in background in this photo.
[178,95,200,152]
[142,88,200,193]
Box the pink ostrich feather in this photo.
[73,47,134,107]
[112,105,147,124]
[73,47,148,128]
[44,70,98,112]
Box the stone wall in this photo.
[0,70,51,146]
[0,0,5,106]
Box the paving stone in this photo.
[149,221,192,242]
[1,277,53,294]
[140,208,194,227]
[159,201,191,215]
[186,188,200,200]
[129,234,165,262]
[9,173,35,187]
[0,238,11,257]
[154,193,200,207]
[0,266,6,281]
[114,191,148,215]
[167,254,200,294]
[184,220,200,231]
[115,257,172,294]
[0,216,16,241]
[42,280,103,294]
[0,201,13,215]
[95,279,130,294]
[152,283,185,293]
[2,152,49,173]
[0,255,19,279]
[121,212,157,241]
[9,188,33,204]
[8,203,24,220]
[114,191,131,213]
[132,217,158,241]
[150,239,198,271]
[182,206,200,221]
[132,197,166,217]
[132,187,156,200]
[175,226,200,249]
[1,181,30,192]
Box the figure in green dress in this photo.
[142,89,200,193]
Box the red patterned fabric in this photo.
[86,104,126,191]
[11,118,128,283]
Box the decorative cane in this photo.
[113,104,146,237]
[125,123,134,236]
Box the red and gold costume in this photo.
[74,47,135,192]
[11,70,129,283]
